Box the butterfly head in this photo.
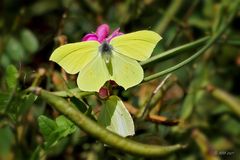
[99,41,112,53]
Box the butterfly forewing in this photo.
[109,30,162,61]
[50,41,100,74]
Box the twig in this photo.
[124,102,179,126]
[31,68,46,87]
[141,74,172,119]
[148,114,179,126]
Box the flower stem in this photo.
[51,88,94,98]
[140,36,209,68]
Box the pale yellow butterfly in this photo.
[98,95,134,137]
[50,30,161,92]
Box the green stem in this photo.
[153,0,183,34]
[31,68,45,87]
[192,129,219,160]
[140,36,209,68]
[224,39,240,46]
[141,74,172,119]
[51,88,94,98]
[206,85,240,117]
[35,88,184,157]
[143,1,239,82]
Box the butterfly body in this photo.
[99,41,112,65]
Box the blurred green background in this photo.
[0,0,240,160]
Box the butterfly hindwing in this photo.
[110,30,162,61]
[50,41,100,74]
[77,54,110,92]
[111,51,143,90]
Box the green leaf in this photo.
[56,115,76,136]
[38,115,57,139]
[55,115,73,127]
[44,128,65,149]
[98,96,135,137]
[38,115,76,149]
[6,37,25,62]
[20,29,39,53]
[6,65,18,91]
[70,97,95,120]
[181,93,195,120]
[0,126,14,158]
[18,94,37,115]
[5,93,37,122]
[29,1,60,16]
[0,54,11,68]
[70,97,88,113]
[30,146,42,160]
[0,92,11,113]
[1,65,19,116]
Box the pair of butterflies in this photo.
[50,30,162,92]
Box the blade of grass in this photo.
[153,0,183,34]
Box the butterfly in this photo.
[50,24,162,92]
[98,95,134,137]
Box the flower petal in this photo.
[82,33,98,41]
[96,24,110,43]
[107,28,124,42]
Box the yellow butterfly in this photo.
[50,24,161,92]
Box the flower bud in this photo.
[98,86,110,99]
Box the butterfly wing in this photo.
[77,54,110,91]
[98,96,135,137]
[110,30,162,61]
[50,41,100,74]
[111,51,143,89]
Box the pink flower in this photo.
[82,24,123,43]
[82,33,98,41]
[106,28,123,42]
[96,24,110,42]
